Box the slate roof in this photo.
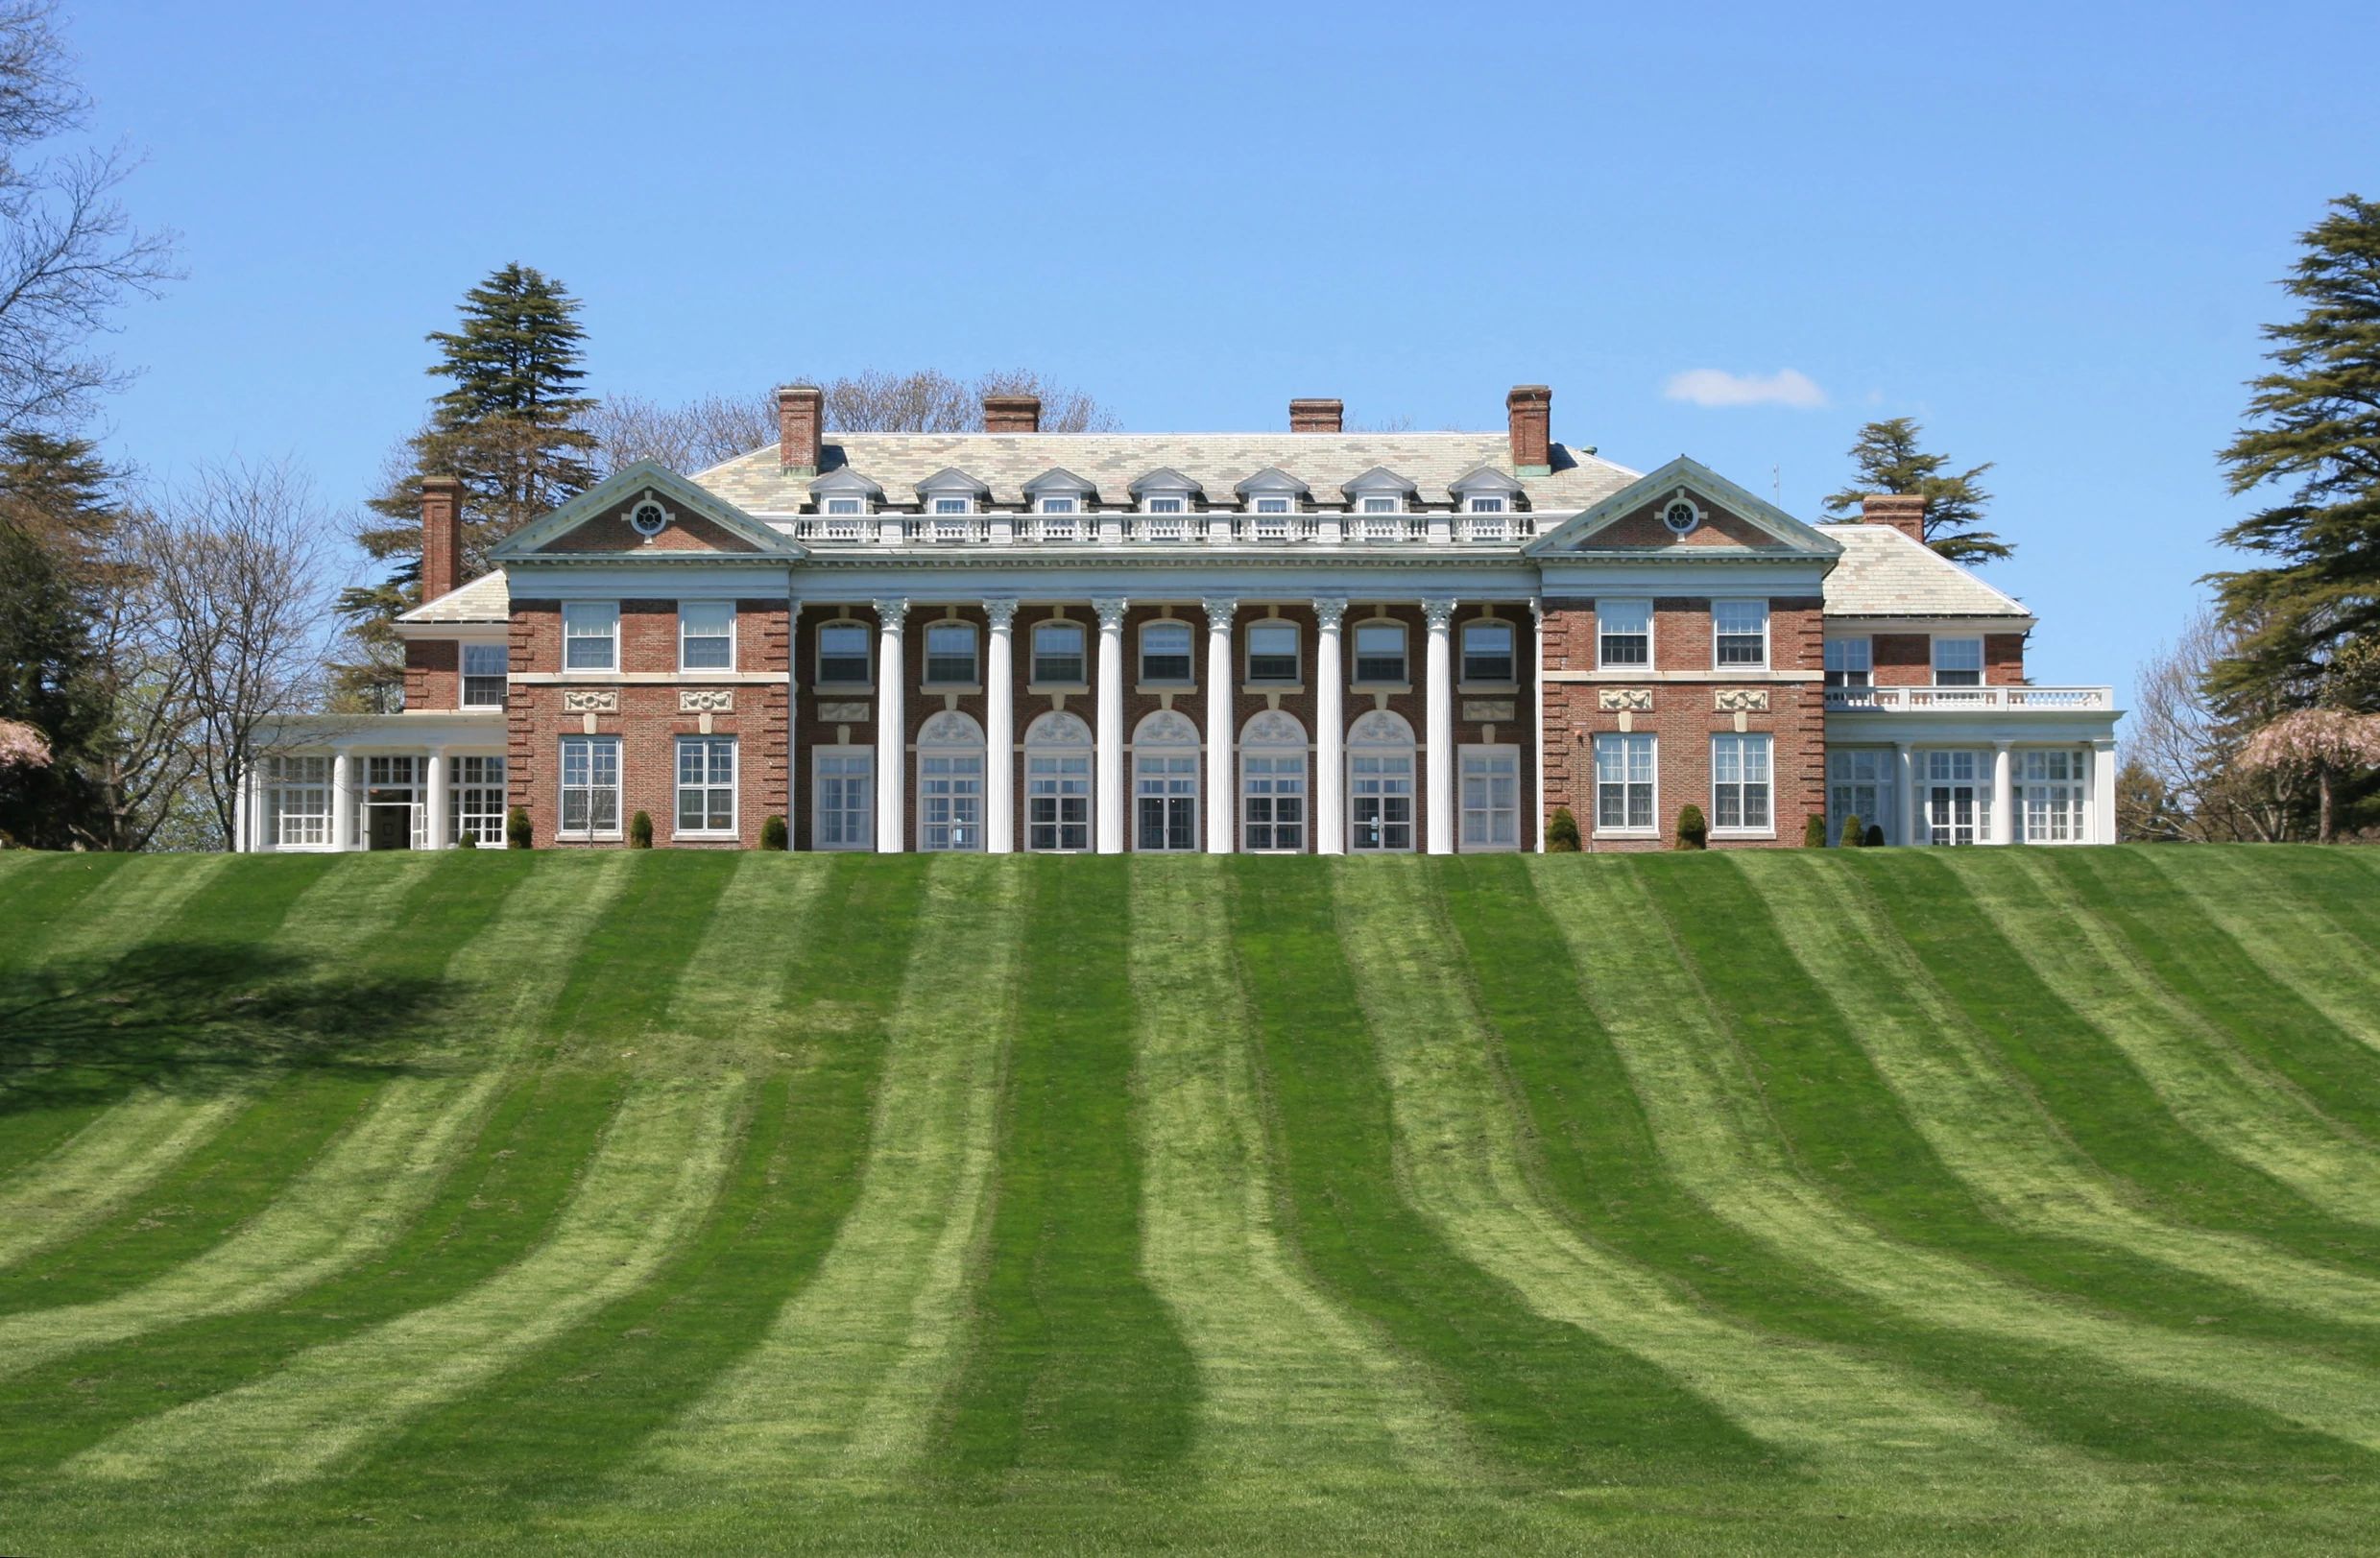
[695,432,1639,513]
[397,568,510,624]
[1816,523,2033,622]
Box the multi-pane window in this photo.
[924,622,978,684]
[1711,733,1772,833]
[1135,753,1198,851]
[824,496,866,515]
[1359,495,1400,514]
[2019,750,2084,843]
[919,754,984,851]
[1594,732,1655,832]
[1714,600,1768,667]
[1144,496,1187,515]
[563,602,617,671]
[814,751,872,850]
[1037,496,1077,515]
[1462,620,1515,683]
[1349,753,1415,851]
[1140,621,1193,683]
[264,755,329,847]
[1253,496,1293,514]
[559,735,621,838]
[1923,749,1990,845]
[1828,749,1892,844]
[676,736,736,834]
[1353,623,1406,683]
[1027,753,1092,851]
[1032,621,1086,683]
[1466,495,1508,514]
[1246,622,1299,683]
[1243,754,1306,851]
[460,643,508,708]
[680,601,734,671]
[817,622,871,685]
[1824,636,1872,688]
[1934,636,1984,687]
[1598,599,1651,668]
[448,755,507,846]
[932,496,974,515]
[1459,746,1520,850]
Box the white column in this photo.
[874,596,908,853]
[1315,598,1347,855]
[425,749,449,851]
[1203,596,1237,854]
[2090,739,2118,844]
[1990,742,2014,846]
[331,749,356,852]
[1423,595,1456,855]
[786,597,803,847]
[1899,742,1925,847]
[232,756,252,853]
[984,599,1017,853]
[1529,599,1547,853]
[1094,596,1129,854]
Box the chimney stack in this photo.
[777,383,823,473]
[1506,385,1551,474]
[420,475,464,603]
[1862,492,1927,544]
[1289,397,1343,434]
[983,393,1041,433]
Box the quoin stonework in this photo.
[248,386,2122,855]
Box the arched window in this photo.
[1239,709,1308,853]
[1346,710,1417,853]
[1023,710,1094,851]
[1132,710,1200,851]
[917,710,986,852]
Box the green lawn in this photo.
[2,846,2379,1554]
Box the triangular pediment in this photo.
[1522,456,1841,559]
[492,463,802,561]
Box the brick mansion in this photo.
[245,386,2122,854]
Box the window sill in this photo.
[1242,683,1306,696]
[922,683,983,696]
[556,832,623,843]
[1710,830,1777,841]
[673,830,741,842]
[1026,682,1091,697]
[1593,829,1659,841]
[1349,682,1411,696]
[1135,682,1196,696]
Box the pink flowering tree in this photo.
[0,720,52,772]
[2237,708,2380,843]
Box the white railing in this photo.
[778,510,1542,545]
[1825,684,2114,712]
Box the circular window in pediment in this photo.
[630,499,669,538]
[1661,497,1702,537]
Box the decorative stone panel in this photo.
[679,688,734,713]
[562,688,618,713]
[1599,688,1653,712]
[816,702,870,723]
[1714,688,1770,712]
[1463,699,1516,722]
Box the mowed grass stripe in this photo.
[1337,860,2079,1483]
[0,855,137,976]
[931,858,1199,1488]
[1534,857,2380,1455]
[645,856,1023,1490]
[1126,857,1450,1489]
[2145,850,2380,1054]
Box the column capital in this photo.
[1421,595,1457,633]
[1202,595,1239,630]
[873,596,910,626]
[1311,596,1347,631]
[983,597,1019,631]
[1093,596,1131,632]
[1993,738,2014,751]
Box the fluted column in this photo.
[1990,742,2014,846]
[874,597,908,852]
[331,749,355,851]
[1203,596,1237,854]
[425,749,449,850]
[1314,597,1346,854]
[1094,596,1129,854]
[1899,741,1925,847]
[984,599,1017,854]
[1423,595,1456,855]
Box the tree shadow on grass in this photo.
[0,941,452,1115]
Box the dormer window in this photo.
[810,468,884,533]
[1467,495,1507,514]
[1360,496,1399,514]
[932,496,974,515]
[825,497,866,515]
[1038,496,1076,514]
[1447,466,1525,525]
[1233,468,1310,535]
[1145,496,1186,514]
[1254,497,1293,515]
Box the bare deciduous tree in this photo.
[2127,605,2304,842]
[584,392,775,477]
[70,509,201,850]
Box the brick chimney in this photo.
[1863,492,1927,543]
[1289,397,1343,433]
[983,393,1041,433]
[777,383,822,473]
[1506,384,1551,474]
[420,475,464,603]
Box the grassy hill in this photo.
[2,846,2379,1554]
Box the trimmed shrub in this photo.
[1547,805,1581,852]
[455,831,478,850]
[507,806,532,850]
[1839,813,1864,850]
[629,810,654,849]
[1864,824,1887,849]
[1674,803,1708,851]
[1802,814,1829,849]
[760,814,788,851]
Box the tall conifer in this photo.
[1821,418,2012,563]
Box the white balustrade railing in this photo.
[781,509,1541,544]
[1825,684,2114,712]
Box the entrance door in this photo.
[1923,750,1984,845]
[368,803,413,851]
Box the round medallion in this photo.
[1662,499,1700,536]
[630,500,668,538]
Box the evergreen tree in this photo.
[334,264,598,707]
[1821,417,2012,564]
[0,515,106,846]
[2209,196,2380,722]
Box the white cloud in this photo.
[1662,368,1829,411]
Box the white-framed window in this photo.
[676,735,737,835]
[1714,599,1769,668]
[1923,749,1991,845]
[816,620,872,685]
[1024,712,1094,851]
[461,643,508,707]
[924,622,978,685]
[1347,712,1417,852]
[1036,495,1077,515]
[825,496,867,516]
[680,601,735,671]
[563,601,617,671]
[1466,494,1508,514]
[813,748,873,850]
[559,735,621,839]
[1246,621,1299,683]
[1827,750,1894,845]
[448,755,506,846]
[263,755,330,848]
[1461,619,1516,683]
[1594,732,1656,834]
[1711,733,1772,835]
[1934,636,1984,687]
[1032,620,1086,684]
[1824,636,1872,688]
[1458,745,1520,851]
[1242,715,1308,853]
[931,495,974,515]
[1359,495,1400,515]
[1144,495,1187,515]
[1140,620,1193,683]
[2018,749,2085,844]
[1352,622,1406,683]
[1133,717,1199,852]
[1253,496,1294,515]
[917,713,986,853]
[1598,599,1652,669]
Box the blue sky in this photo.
[64,0,2380,694]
